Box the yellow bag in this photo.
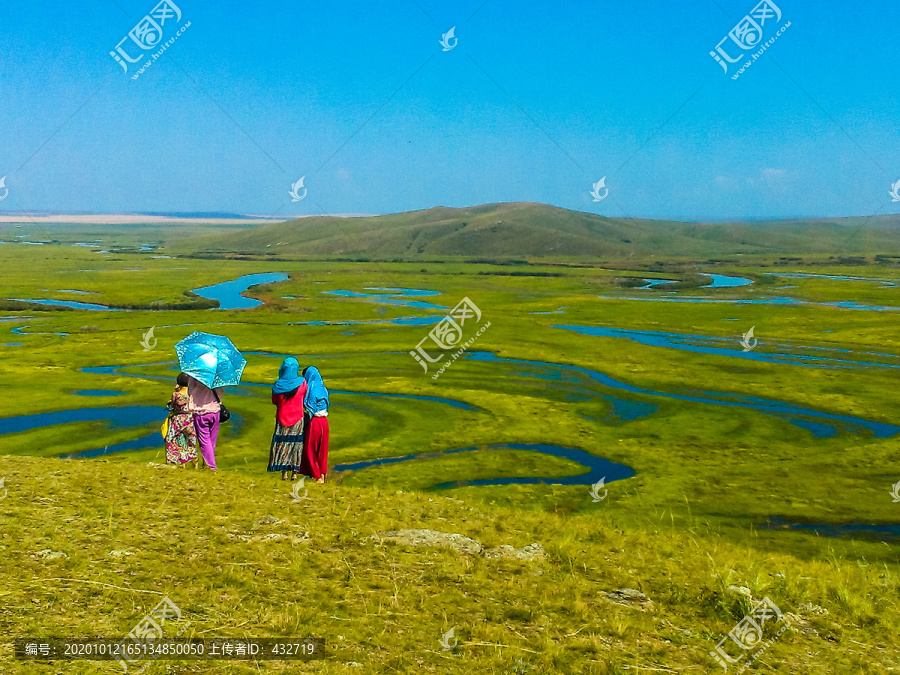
[161,416,170,438]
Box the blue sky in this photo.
[0,0,898,221]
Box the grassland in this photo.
[2,228,900,672]
[2,455,899,674]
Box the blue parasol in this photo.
[175,331,246,388]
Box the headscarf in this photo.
[303,366,329,414]
[272,357,304,396]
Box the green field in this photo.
[2,224,900,672]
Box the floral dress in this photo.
[165,387,198,464]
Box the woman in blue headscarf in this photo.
[268,357,308,480]
[299,366,330,483]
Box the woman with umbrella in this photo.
[188,376,225,471]
[268,357,308,480]
[175,332,247,473]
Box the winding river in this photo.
[193,272,289,310]
[556,325,900,371]
[334,443,635,489]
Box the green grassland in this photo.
[2,226,900,672]
[1,455,898,674]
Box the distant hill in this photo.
[175,202,900,259]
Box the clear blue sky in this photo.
[0,0,898,221]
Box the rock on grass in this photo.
[371,528,545,560]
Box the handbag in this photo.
[161,399,174,437]
[213,389,231,424]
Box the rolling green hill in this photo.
[174,202,900,259]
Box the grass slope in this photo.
[175,203,900,259]
[2,455,898,674]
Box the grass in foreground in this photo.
[1,455,898,674]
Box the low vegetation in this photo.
[1,455,898,673]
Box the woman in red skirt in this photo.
[300,366,330,483]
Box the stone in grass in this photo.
[33,549,68,560]
[374,529,484,555]
[604,588,654,609]
[483,543,546,561]
[798,602,828,616]
[256,515,281,526]
[228,531,309,544]
[108,550,135,558]
[726,585,753,598]
[371,529,545,561]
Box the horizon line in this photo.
[0,203,896,226]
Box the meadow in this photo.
[1,232,900,673]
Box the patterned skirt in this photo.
[268,418,304,472]
[164,412,198,464]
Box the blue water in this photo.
[765,272,898,287]
[0,406,163,435]
[2,343,24,347]
[288,316,442,327]
[603,396,657,421]
[760,516,900,541]
[463,351,899,439]
[237,379,478,411]
[497,363,657,422]
[597,295,900,311]
[556,325,900,370]
[704,274,753,288]
[331,390,477,411]
[640,279,677,289]
[334,443,635,488]
[80,359,479,412]
[11,326,69,337]
[193,272,289,310]
[0,403,245,459]
[10,298,121,311]
[73,390,126,397]
[365,287,441,297]
[58,411,245,459]
[323,288,447,310]
[61,432,163,458]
